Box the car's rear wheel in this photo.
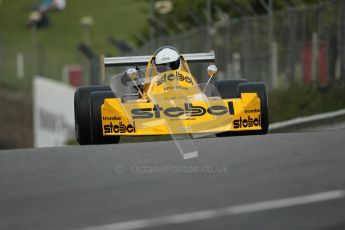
[74,85,111,145]
[212,79,248,98]
[90,91,120,144]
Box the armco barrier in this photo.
[269,109,345,133]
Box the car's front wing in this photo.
[101,93,262,136]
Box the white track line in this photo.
[77,190,345,230]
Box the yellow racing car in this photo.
[74,46,269,145]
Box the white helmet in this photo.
[154,47,181,73]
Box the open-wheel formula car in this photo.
[74,46,269,145]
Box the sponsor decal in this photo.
[102,116,121,121]
[104,122,136,134]
[170,117,196,121]
[39,108,71,132]
[233,115,261,129]
[131,102,234,119]
[161,57,170,62]
[163,86,188,91]
[245,108,260,113]
[157,72,193,86]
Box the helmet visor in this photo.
[156,59,180,73]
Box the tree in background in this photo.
[134,0,326,46]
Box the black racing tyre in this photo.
[212,79,248,98]
[237,82,269,134]
[74,85,111,145]
[90,91,120,144]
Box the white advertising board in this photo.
[33,76,75,147]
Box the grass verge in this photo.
[269,84,345,123]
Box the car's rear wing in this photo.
[101,51,215,67]
[100,51,215,80]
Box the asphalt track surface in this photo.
[1,129,345,230]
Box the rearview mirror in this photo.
[207,65,217,76]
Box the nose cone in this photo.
[207,65,217,76]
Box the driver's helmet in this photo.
[154,47,181,73]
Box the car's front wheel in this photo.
[236,82,269,134]
[214,81,269,137]
[90,91,120,144]
[74,85,111,145]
